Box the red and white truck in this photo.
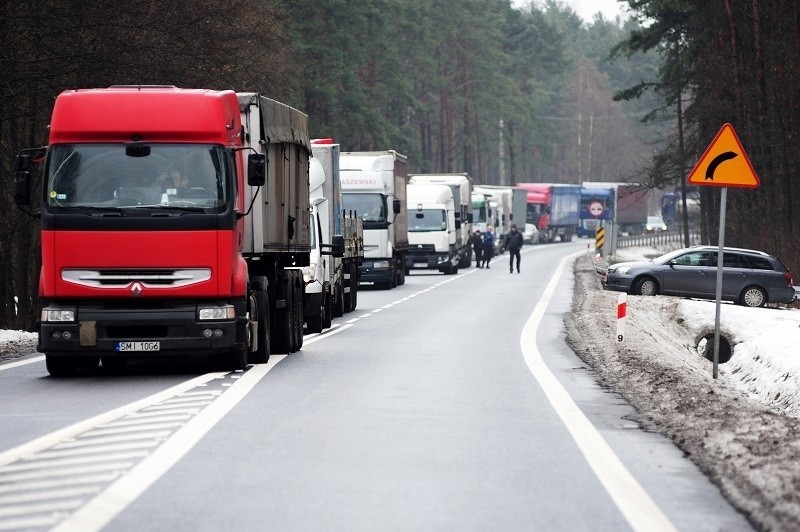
[13,86,312,375]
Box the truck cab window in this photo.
[342,193,386,227]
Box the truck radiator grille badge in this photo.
[61,269,212,289]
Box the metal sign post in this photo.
[712,187,727,379]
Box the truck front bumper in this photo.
[38,299,247,358]
[406,252,451,270]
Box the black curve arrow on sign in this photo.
[705,151,738,180]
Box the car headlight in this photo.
[198,305,236,321]
[615,266,631,275]
[41,307,76,322]
[373,260,390,269]
[301,263,317,284]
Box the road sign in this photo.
[588,200,604,218]
[687,123,760,188]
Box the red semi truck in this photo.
[13,86,313,376]
[516,183,581,243]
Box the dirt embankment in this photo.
[567,255,800,531]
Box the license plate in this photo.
[414,263,427,267]
[115,341,160,352]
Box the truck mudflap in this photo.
[38,299,247,357]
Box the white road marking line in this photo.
[302,324,353,346]
[125,409,201,419]
[0,462,135,484]
[54,431,172,449]
[0,515,60,530]
[0,372,223,469]
[100,416,193,429]
[30,441,159,460]
[0,472,120,495]
[372,308,384,313]
[0,498,84,519]
[0,452,150,474]
[80,423,185,439]
[345,318,359,324]
[54,356,286,532]
[140,402,211,412]
[0,355,44,372]
[359,314,372,318]
[0,485,102,506]
[519,251,677,532]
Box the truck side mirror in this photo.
[455,220,461,229]
[322,234,345,258]
[393,199,401,214]
[331,234,345,258]
[467,213,474,223]
[13,154,31,206]
[247,153,266,187]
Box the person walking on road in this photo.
[471,230,484,268]
[482,226,496,269]
[502,224,524,273]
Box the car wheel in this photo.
[633,277,659,296]
[740,286,767,307]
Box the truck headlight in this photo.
[198,305,236,321]
[373,260,390,269]
[41,307,76,322]
[301,264,317,284]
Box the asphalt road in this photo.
[0,242,752,531]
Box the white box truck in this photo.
[341,151,409,289]
[406,183,463,274]
[304,140,364,333]
[408,173,473,269]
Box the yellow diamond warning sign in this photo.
[687,123,760,188]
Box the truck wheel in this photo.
[249,287,270,364]
[333,283,345,317]
[271,281,292,354]
[294,279,304,350]
[323,288,333,328]
[46,355,80,377]
[397,263,406,285]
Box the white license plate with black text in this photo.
[115,341,160,352]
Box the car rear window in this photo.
[745,256,776,271]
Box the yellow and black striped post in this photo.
[595,227,605,252]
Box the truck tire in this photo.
[294,278,304,350]
[46,355,84,377]
[332,282,345,317]
[397,263,406,285]
[226,345,248,371]
[249,286,270,364]
[323,288,333,328]
[270,277,292,354]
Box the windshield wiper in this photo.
[65,206,123,216]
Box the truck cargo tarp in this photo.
[259,95,310,153]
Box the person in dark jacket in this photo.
[470,230,484,268]
[502,224,524,273]
[482,226,496,268]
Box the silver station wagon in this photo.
[603,246,796,307]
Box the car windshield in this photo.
[408,209,446,232]
[647,216,665,224]
[46,143,228,211]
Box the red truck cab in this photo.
[15,86,256,375]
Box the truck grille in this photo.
[408,244,436,256]
[62,269,211,289]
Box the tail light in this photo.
[783,272,794,287]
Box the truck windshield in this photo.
[526,203,543,224]
[45,144,228,211]
[408,209,446,232]
[342,193,386,227]
[472,206,486,223]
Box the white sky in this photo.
[565,0,627,23]
[514,0,628,24]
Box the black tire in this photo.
[633,276,659,296]
[294,279,304,351]
[740,286,767,307]
[271,279,292,354]
[249,287,270,364]
[46,355,80,377]
[332,282,345,317]
[322,288,333,328]
[227,346,248,371]
[397,262,406,286]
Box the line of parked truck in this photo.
[10,85,665,376]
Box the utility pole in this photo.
[499,118,506,186]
